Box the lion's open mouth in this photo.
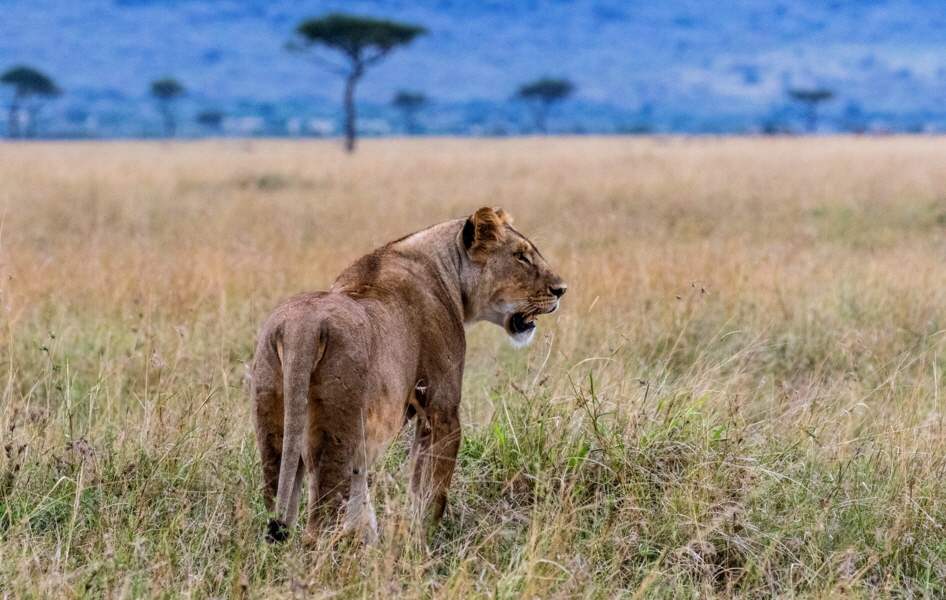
[508,312,537,335]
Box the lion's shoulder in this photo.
[331,219,465,294]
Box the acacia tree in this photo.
[392,91,426,135]
[516,78,575,134]
[788,88,834,133]
[151,77,186,138]
[196,109,225,134]
[0,66,60,139]
[289,13,427,152]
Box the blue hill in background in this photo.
[1,0,945,137]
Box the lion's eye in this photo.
[515,252,531,265]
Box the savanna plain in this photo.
[2,136,946,598]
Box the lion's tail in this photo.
[268,321,327,542]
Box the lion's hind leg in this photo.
[251,334,300,534]
[253,363,307,543]
[302,427,353,543]
[258,315,327,543]
[302,398,379,545]
[252,380,283,513]
[344,433,378,544]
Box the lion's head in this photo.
[461,207,567,346]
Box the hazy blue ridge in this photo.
[1,0,945,137]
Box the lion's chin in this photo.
[506,312,537,348]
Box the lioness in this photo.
[251,207,566,543]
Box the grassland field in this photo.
[2,136,946,598]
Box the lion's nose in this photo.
[550,283,567,298]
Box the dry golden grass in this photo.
[2,136,946,597]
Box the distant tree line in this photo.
[1,11,862,145]
[0,11,586,148]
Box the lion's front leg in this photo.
[429,407,461,525]
[409,395,461,534]
[408,411,432,520]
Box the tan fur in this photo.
[251,207,566,543]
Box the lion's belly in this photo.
[360,361,414,465]
[363,397,406,465]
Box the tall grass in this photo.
[2,136,946,597]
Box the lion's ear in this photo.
[493,207,513,225]
[464,207,506,257]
